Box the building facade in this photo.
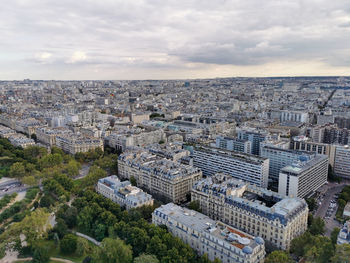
[216,136,252,154]
[191,174,308,250]
[237,128,269,155]
[291,136,336,167]
[278,154,329,198]
[334,146,350,179]
[152,203,265,263]
[55,135,104,154]
[192,146,269,188]
[260,144,316,185]
[118,150,202,203]
[96,175,153,209]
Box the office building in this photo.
[191,174,308,250]
[279,154,328,198]
[96,175,153,210]
[152,203,265,263]
[192,146,269,188]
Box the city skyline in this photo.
[1,0,350,80]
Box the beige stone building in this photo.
[191,174,308,250]
[118,150,202,203]
[35,127,72,147]
[55,134,103,154]
[153,203,265,263]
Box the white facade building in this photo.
[96,175,153,210]
[192,146,269,188]
[191,174,308,250]
[334,145,350,179]
[278,155,328,198]
[152,203,265,263]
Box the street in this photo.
[314,182,347,236]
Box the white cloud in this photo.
[67,51,87,64]
[34,52,52,63]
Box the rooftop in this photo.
[193,145,268,165]
[281,154,328,175]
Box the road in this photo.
[0,186,28,198]
[314,182,347,236]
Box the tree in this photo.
[76,237,93,257]
[39,194,55,208]
[265,250,293,263]
[291,231,314,257]
[9,162,26,178]
[331,243,350,262]
[134,254,159,263]
[304,236,334,263]
[309,217,325,235]
[93,238,132,263]
[66,159,80,177]
[82,165,107,187]
[23,146,47,162]
[58,206,78,228]
[0,209,50,248]
[188,200,201,212]
[53,218,68,239]
[39,153,63,169]
[331,227,340,245]
[60,234,77,254]
[306,198,317,212]
[32,240,50,263]
[94,223,107,241]
[21,175,37,186]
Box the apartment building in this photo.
[215,136,252,154]
[35,127,72,147]
[291,136,336,166]
[270,110,309,123]
[279,154,328,198]
[237,128,270,155]
[96,175,153,210]
[8,134,35,148]
[152,203,265,263]
[260,144,316,185]
[55,134,104,154]
[118,150,202,203]
[0,125,16,138]
[191,174,308,250]
[192,146,269,188]
[105,128,165,152]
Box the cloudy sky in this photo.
[1,0,350,80]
